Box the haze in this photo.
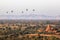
[0,0,60,19]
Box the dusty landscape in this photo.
[0,20,60,40]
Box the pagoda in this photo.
[45,24,51,32]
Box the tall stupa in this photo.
[45,24,51,32]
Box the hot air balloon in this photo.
[33,9,35,11]
[6,11,8,13]
[11,10,13,13]
[26,9,28,11]
[22,11,24,13]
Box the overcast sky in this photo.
[0,0,60,19]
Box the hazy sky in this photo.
[0,0,60,19]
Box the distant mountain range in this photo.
[0,14,60,19]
